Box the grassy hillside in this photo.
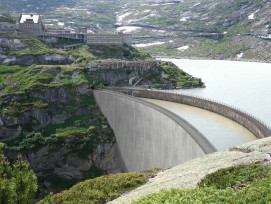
[0,144,38,204]
[0,15,16,23]
[2,0,270,61]
[39,169,158,204]
[134,164,271,204]
[0,36,201,197]
[38,163,271,203]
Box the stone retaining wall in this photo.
[89,61,172,73]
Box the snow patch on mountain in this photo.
[134,41,165,47]
[177,45,189,51]
[116,26,142,33]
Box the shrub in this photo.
[134,188,236,204]
[0,144,38,204]
[134,164,271,204]
[39,170,158,204]
[198,164,271,189]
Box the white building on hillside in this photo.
[19,14,44,33]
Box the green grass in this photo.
[7,110,115,157]
[0,97,48,116]
[160,63,201,88]
[70,45,96,62]
[41,113,97,136]
[88,45,153,61]
[134,164,271,204]
[0,65,92,97]
[54,126,95,138]
[8,38,68,56]
[0,15,16,23]
[198,164,271,189]
[39,169,159,204]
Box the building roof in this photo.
[20,14,41,24]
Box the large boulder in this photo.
[37,54,75,65]
[1,54,75,66]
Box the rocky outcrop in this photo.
[0,37,75,65]
[0,38,27,50]
[0,85,88,141]
[89,61,160,85]
[25,142,119,181]
[89,61,162,85]
[110,137,271,204]
[88,60,185,89]
[89,61,161,73]
[1,54,75,66]
[0,84,119,194]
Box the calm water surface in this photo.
[142,98,256,150]
[159,59,271,128]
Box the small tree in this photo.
[0,143,38,204]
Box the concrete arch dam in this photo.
[94,89,271,172]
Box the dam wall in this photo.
[94,90,216,172]
[107,87,271,139]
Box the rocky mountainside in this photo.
[1,0,270,61]
[0,34,201,197]
[117,0,271,61]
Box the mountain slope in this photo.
[0,34,201,197]
[1,0,270,61]
[116,0,271,61]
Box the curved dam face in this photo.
[94,90,215,172]
[142,98,256,150]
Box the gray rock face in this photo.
[0,105,68,141]
[38,54,75,65]
[25,142,119,181]
[41,67,61,75]
[89,61,160,73]
[28,146,69,177]
[89,61,175,87]
[0,125,22,141]
[0,37,75,65]
[1,54,75,66]
[30,86,71,103]
[0,54,7,62]
[0,85,93,141]
[0,38,27,50]
[93,144,121,174]
[26,144,114,180]
[0,84,119,193]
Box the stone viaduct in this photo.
[94,88,271,172]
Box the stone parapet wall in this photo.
[107,87,271,139]
[89,61,172,73]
